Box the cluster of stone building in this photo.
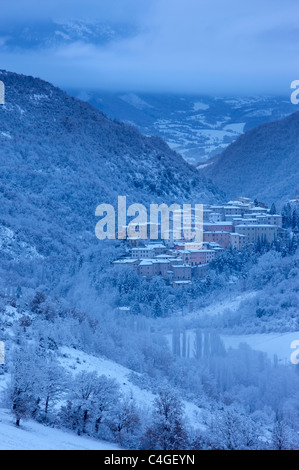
[113,197,283,288]
[114,243,210,288]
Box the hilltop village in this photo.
[113,197,285,288]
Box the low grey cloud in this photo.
[0,0,298,94]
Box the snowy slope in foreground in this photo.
[0,409,121,450]
[59,347,202,426]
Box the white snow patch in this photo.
[0,409,121,450]
[197,162,214,170]
[120,93,153,111]
[31,94,49,102]
[223,122,246,133]
[0,132,12,139]
[193,102,210,111]
[187,291,257,321]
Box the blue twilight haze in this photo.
[0,0,298,93]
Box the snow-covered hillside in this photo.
[0,70,298,451]
[0,69,221,298]
[201,110,299,204]
[0,409,120,450]
[0,247,299,450]
[58,347,204,428]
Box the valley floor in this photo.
[167,290,299,364]
[222,332,299,364]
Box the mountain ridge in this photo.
[200,110,299,205]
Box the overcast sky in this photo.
[0,0,298,94]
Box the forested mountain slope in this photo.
[0,70,221,292]
[201,111,299,205]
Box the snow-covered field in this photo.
[222,332,299,364]
[167,329,299,364]
[0,408,121,450]
[166,291,299,364]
